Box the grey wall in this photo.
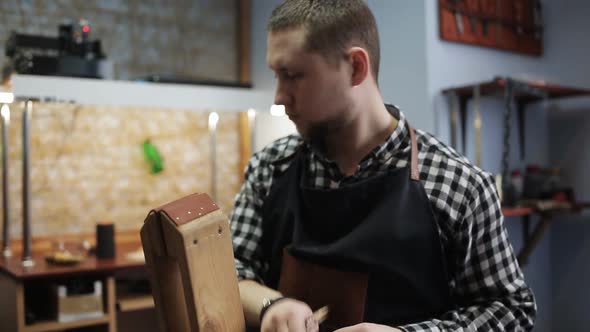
[368,0,431,132]
[544,1,590,330]
[549,108,590,330]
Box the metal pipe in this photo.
[1,104,11,257]
[248,108,256,153]
[446,91,459,149]
[22,100,34,267]
[473,85,482,167]
[208,112,219,202]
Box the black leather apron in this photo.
[260,124,453,330]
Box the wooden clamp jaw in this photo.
[141,193,245,332]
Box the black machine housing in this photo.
[5,21,108,79]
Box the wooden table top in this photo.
[0,239,146,281]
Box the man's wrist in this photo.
[259,296,290,323]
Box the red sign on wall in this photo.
[439,0,543,56]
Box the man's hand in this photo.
[334,323,402,332]
[260,298,319,332]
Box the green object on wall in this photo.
[142,139,164,174]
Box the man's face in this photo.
[267,27,354,144]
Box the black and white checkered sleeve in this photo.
[399,172,537,332]
[230,152,267,282]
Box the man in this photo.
[231,1,536,331]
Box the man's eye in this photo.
[285,72,301,80]
[274,71,302,81]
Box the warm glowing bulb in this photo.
[0,104,9,122]
[247,108,256,120]
[208,112,219,130]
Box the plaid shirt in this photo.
[230,109,536,331]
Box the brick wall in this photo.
[1,102,243,238]
[0,0,238,81]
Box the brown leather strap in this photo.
[150,192,219,226]
[409,126,420,181]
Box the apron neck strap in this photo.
[408,125,420,181]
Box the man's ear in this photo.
[348,47,370,86]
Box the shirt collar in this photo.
[369,104,408,162]
[305,104,411,175]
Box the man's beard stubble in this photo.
[301,113,350,156]
[305,121,330,154]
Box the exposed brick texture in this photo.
[1,102,243,238]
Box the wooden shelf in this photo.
[443,77,590,103]
[0,238,136,332]
[441,76,590,158]
[502,201,590,219]
[25,315,109,332]
[502,206,534,217]
[501,201,590,266]
[117,294,154,312]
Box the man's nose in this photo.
[274,81,291,106]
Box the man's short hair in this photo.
[268,0,381,82]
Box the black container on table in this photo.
[96,222,115,259]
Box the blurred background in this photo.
[0,1,589,331]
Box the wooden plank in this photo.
[106,277,117,332]
[237,0,251,84]
[502,207,533,217]
[169,210,246,331]
[17,280,26,331]
[238,111,252,181]
[141,213,191,332]
[0,273,20,331]
[142,194,246,331]
[24,316,110,332]
[117,294,155,312]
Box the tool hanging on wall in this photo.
[501,80,515,205]
[466,0,478,33]
[501,78,548,204]
[439,0,543,56]
[480,0,489,35]
[494,0,502,45]
[533,0,543,40]
[446,91,459,149]
[449,0,464,35]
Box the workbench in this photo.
[0,232,154,332]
